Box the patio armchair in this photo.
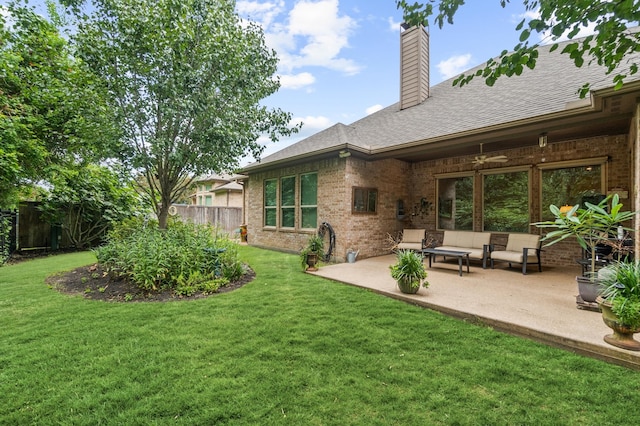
[490,233,542,275]
[396,229,427,252]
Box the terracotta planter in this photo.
[397,277,421,294]
[596,296,640,351]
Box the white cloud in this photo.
[366,104,383,115]
[515,8,596,45]
[236,1,285,28]
[294,115,333,130]
[238,0,361,81]
[285,0,360,74]
[437,54,472,79]
[388,16,402,32]
[279,72,316,89]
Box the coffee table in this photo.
[422,248,471,276]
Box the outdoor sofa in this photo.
[437,230,493,268]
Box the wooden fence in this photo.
[171,205,243,235]
[1,203,243,256]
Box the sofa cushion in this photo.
[397,242,424,251]
[442,231,491,249]
[438,246,486,260]
[396,229,425,251]
[401,229,425,243]
[505,234,540,253]
[492,234,540,263]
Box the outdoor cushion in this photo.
[397,229,426,251]
[439,231,492,267]
[491,233,541,274]
[442,231,491,249]
[438,246,487,260]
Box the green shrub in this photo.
[95,218,245,292]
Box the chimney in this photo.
[400,23,429,110]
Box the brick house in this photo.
[191,174,243,208]
[240,26,640,267]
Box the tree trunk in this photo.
[157,202,169,229]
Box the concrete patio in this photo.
[311,255,640,370]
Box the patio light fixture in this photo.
[538,132,548,148]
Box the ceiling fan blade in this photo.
[484,155,508,162]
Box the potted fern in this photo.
[389,250,429,294]
[533,194,636,304]
[300,234,324,271]
[596,261,640,351]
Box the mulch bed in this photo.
[7,249,254,302]
[45,263,255,302]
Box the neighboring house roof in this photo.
[212,182,243,192]
[195,173,234,183]
[243,31,640,171]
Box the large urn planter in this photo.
[300,234,325,272]
[596,296,640,351]
[396,277,421,294]
[389,250,429,295]
[305,253,320,272]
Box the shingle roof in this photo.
[244,31,640,170]
[212,181,243,192]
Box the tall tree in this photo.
[39,164,140,249]
[0,1,119,209]
[396,0,640,97]
[67,0,299,228]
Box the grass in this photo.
[1,247,640,424]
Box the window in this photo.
[437,175,473,230]
[540,159,605,221]
[483,169,530,232]
[205,184,212,191]
[204,195,213,206]
[197,196,202,205]
[300,173,317,229]
[352,187,377,213]
[281,176,295,228]
[264,179,277,227]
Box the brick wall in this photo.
[246,133,635,267]
[245,157,410,261]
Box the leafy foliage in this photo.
[38,164,140,249]
[389,249,429,290]
[599,261,640,328]
[483,171,529,232]
[0,2,120,209]
[300,233,325,269]
[396,0,640,97]
[0,213,12,264]
[65,0,300,228]
[533,194,637,280]
[95,218,244,294]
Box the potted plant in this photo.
[389,250,429,294]
[300,234,324,271]
[533,194,637,304]
[596,260,640,351]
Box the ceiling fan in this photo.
[472,143,508,166]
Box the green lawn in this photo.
[1,246,640,425]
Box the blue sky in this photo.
[238,0,537,160]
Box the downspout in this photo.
[634,102,640,257]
